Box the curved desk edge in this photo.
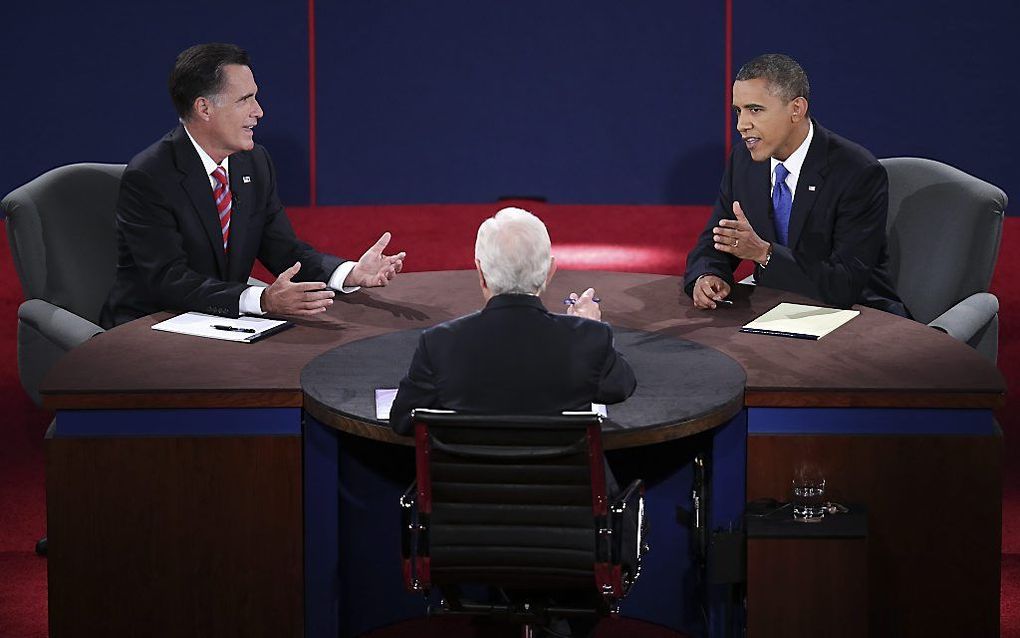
[302,392,746,450]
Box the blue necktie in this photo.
[772,163,792,246]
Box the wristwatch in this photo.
[758,243,773,269]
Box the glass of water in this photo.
[791,464,826,522]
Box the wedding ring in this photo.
[734,238,740,248]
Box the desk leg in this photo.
[304,416,419,638]
[609,411,747,637]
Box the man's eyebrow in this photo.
[236,92,256,103]
[736,102,766,110]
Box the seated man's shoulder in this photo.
[422,310,483,339]
[127,131,177,172]
[554,311,614,338]
[823,127,882,172]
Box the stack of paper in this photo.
[740,303,859,340]
[151,312,291,343]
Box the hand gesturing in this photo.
[346,232,406,288]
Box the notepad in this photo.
[740,302,859,340]
[151,312,292,343]
[374,388,607,421]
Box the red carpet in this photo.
[0,205,1016,637]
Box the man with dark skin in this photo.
[684,54,906,317]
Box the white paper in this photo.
[151,312,289,343]
[375,388,398,420]
[375,389,607,421]
[562,404,609,417]
[741,302,859,339]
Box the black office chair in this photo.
[400,410,647,637]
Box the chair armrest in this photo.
[400,481,428,592]
[608,479,647,595]
[610,479,644,510]
[928,292,998,344]
[18,299,104,352]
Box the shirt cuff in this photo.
[240,286,266,316]
[330,261,360,293]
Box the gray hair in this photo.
[735,53,810,104]
[475,207,552,296]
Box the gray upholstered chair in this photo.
[2,162,125,556]
[2,163,126,406]
[881,157,1007,363]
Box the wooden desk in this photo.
[41,270,1005,638]
[301,327,746,448]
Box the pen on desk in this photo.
[716,299,733,306]
[562,297,601,306]
[212,324,257,334]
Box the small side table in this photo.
[746,504,868,638]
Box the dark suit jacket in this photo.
[389,294,637,436]
[101,125,344,327]
[683,120,908,317]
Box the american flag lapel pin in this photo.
[242,175,252,184]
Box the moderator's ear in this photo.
[545,256,557,288]
[475,259,488,291]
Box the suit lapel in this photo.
[786,121,828,249]
[744,159,776,243]
[226,153,254,281]
[172,126,227,279]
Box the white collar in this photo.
[770,119,813,184]
[182,122,229,180]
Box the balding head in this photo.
[474,207,555,297]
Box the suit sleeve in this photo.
[117,167,249,316]
[389,332,440,436]
[756,162,889,308]
[254,149,344,283]
[683,150,742,297]
[594,327,637,404]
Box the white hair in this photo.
[474,207,552,296]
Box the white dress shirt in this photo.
[182,124,357,315]
[770,119,814,203]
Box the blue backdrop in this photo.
[2,1,1014,209]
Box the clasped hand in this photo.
[566,287,601,321]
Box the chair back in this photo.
[2,163,125,324]
[401,410,646,619]
[881,157,1007,324]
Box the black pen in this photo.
[212,324,257,334]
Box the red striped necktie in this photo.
[211,167,232,251]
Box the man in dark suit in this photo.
[683,54,908,317]
[102,43,404,328]
[389,206,636,436]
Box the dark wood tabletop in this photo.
[41,270,1006,410]
[300,327,747,449]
